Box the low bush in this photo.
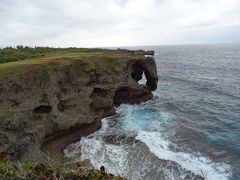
[0,160,123,180]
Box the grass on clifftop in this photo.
[0,46,109,64]
[0,46,144,80]
[0,47,122,80]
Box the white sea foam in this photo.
[117,104,232,180]
[79,137,129,176]
[65,119,130,177]
[65,104,232,180]
[136,131,231,180]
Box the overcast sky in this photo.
[1,0,240,47]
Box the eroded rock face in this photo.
[130,58,158,91]
[0,54,158,161]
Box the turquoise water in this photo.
[65,44,240,180]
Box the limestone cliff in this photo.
[0,50,158,161]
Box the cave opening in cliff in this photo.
[131,62,147,86]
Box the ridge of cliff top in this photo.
[0,47,150,80]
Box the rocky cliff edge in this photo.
[0,49,158,161]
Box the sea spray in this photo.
[65,104,231,179]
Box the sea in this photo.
[64,44,240,180]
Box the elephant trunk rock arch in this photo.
[130,60,158,91]
[113,57,158,105]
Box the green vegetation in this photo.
[0,46,118,80]
[103,57,117,70]
[0,46,109,64]
[0,46,143,80]
[0,160,123,180]
[0,111,14,119]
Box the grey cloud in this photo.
[0,0,240,47]
[115,0,131,7]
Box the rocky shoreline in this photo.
[42,108,115,163]
[0,49,158,163]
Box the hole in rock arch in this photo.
[131,62,147,85]
[138,73,147,85]
[131,61,157,91]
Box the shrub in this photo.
[0,160,123,180]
